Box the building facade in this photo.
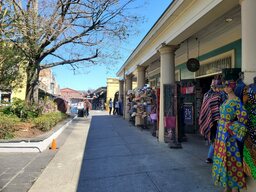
[106,78,120,111]
[116,0,256,189]
[0,67,60,104]
[60,88,84,104]
[39,68,60,96]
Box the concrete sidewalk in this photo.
[28,112,96,192]
[28,110,224,192]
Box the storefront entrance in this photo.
[178,75,216,136]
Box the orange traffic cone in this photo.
[50,139,57,150]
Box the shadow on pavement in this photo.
[76,115,220,192]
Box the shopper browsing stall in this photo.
[199,79,225,164]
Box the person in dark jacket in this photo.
[108,98,113,115]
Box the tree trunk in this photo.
[25,62,40,104]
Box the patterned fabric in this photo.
[212,97,248,190]
[199,92,212,138]
[243,84,256,179]
[234,79,246,101]
[199,90,223,140]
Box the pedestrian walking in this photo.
[108,98,113,115]
[114,100,119,115]
[212,80,248,192]
[77,101,84,117]
[84,99,91,117]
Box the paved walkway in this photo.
[28,110,223,192]
[0,117,75,192]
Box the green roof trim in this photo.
[176,39,241,70]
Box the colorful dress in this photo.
[243,84,256,179]
[212,97,248,190]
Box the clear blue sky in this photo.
[52,1,172,91]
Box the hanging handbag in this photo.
[150,113,157,121]
[164,107,176,129]
[164,116,176,129]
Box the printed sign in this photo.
[183,104,193,125]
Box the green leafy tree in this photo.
[0,3,25,90]
[1,0,140,103]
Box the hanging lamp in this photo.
[186,38,200,72]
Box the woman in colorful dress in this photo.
[212,80,248,192]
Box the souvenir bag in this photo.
[164,108,176,129]
[164,116,176,129]
[150,113,157,121]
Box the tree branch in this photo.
[39,26,94,60]
[49,53,66,61]
[40,49,98,70]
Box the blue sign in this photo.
[183,104,193,125]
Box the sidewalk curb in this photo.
[0,116,77,153]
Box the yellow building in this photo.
[106,78,119,111]
[11,65,27,101]
[0,67,59,104]
[106,77,138,111]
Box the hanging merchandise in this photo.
[129,87,158,130]
[150,113,157,121]
[186,86,195,94]
[163,84,176,129]
[179,79,198,134]
[180,81,195,95]
[181,86,186,94]
[243,79,256,180]
[164,116,176,129]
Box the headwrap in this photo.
[223,80,236,90]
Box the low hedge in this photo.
[0,114,20,139]
[33,112,68,132]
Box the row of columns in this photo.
[118,0,256,142]
[118,44,177,142]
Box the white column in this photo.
[124,74,133,119]
[118,80,125,117]
[125,75,133,91]
[241,3,256,191]
[118,80,124,100]
[240,0,256,84]
[158,45,177,143]
[137,66,145,89]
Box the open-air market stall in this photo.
[125,86,157,133]
[116,1,256,188]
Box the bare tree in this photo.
[1,0,140,103]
